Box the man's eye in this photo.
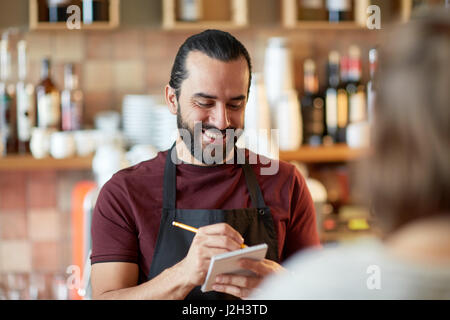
[197,102,214,107]
[228,104,242,109]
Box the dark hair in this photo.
[360,9,450,234]
[169,29,252,99]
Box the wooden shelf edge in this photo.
[162,21,248,31]
[284,21,366,30]
[0,145,366,170]
[29,22,118,31]
[279,144,369,163]
[0,155,93,171]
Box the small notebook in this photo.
[201,243,268,292]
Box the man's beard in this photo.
[176,106,243,165]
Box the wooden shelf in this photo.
[29,0,120,31]
[282,0,412,29]
[279,144,368,163]
[0,145,366,170]
[163,0,248,30]
[0,154,93,171]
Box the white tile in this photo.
[0,240,32,272]
[83,60,114,91]
[28,209,60,241]
[113,60,146,91]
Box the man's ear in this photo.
[165,85,178,115]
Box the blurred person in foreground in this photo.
[251,9,450,299]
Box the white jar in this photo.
[274,90,303,151]
[264,37,295,114]
[30,127,56,159]
[50,131,76,159]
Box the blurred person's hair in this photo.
[169,29,252,100]
[365,8,450,234]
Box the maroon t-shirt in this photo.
[91,149,320,284]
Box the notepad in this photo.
[201,243,268,292]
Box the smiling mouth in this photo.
[201,128,227,144]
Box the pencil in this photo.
[172,221,199,233]
[172,221,247,248]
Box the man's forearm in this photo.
[96,261,196,300]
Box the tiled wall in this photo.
[0,170,93,276]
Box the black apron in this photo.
[148,143,279,300]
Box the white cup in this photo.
[74,130,97,157]
[30,127,56,159]
[94,111,121,133]
[50,131,76,159]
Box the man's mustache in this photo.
[195,122,237,135]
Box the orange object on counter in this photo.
[71,181,97,300]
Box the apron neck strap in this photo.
[163,142,177,210]
[163,142,267,210]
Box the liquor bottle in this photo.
[48,0,71,22]
[16,40,36,154]
[0,37,18,155]
[177,0,203,22]
[367,48,378,125]
[61,64,83,131]
[336,54,349,143]
[347,45,366,125]
[301,59,325,146]
[298,0,327,21]
[36,58,61,130]
[83,0,109,24]
[326,0,353,23]
[325,50,340,143]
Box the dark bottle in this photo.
[61,64,83,131]
[325,50,340,143]
[336,54,349,143]
[48,0,71,22]
[298,0,327,21]
[83,0,110,23]
[36,58,61,130]
[326,0,353,23]
[0,37,18,155]
[301,59,325,146]
[46,0,84,23]
[346,45,366,125]
[16,40,36,154]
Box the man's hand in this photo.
[211,258,285,299]
[177,223,245,287]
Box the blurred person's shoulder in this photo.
[252,238,450,300]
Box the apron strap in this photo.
[241,162,267,209]
[162,142,177,210]
[162,142,267,209]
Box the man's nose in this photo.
[211,104,231,130]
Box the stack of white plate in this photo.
[122,95,177,150]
